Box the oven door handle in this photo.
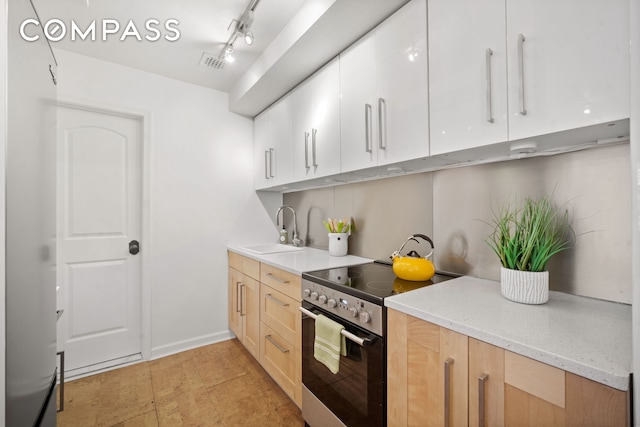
[299,306,376,347]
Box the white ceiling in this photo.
[34,0,409,116]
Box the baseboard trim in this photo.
[63,353,144,381]
[150,330,235,360]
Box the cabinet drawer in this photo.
[242,257,260,281]
[505,350,565,408]
[228,251,260,281]
[260,264,301,301]
[261,284,301,349]
[228,251,243,271]
[260,322,301,407]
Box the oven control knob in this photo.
[348,306,359,317]
[318,294,327,304]
[327,298,337,308]
[310,291,319,300]
[359,311,371,323]
[303,289,311,298]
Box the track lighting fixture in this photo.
[219,0,260,62]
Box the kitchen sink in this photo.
[240,244,304,255]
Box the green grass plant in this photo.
[485,195,574,272]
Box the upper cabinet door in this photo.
[254,97,292,190]
[340,32,378,172]
[375,0,429,165]
[428,0,508,155]
[254,110,272,190]
[290,78,313,181]
[309,58,341,178]
[340,0,429,172]
[506,0,629,141]
[291,58,341,182]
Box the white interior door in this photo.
[57,105,142,374]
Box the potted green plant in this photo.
[485,195,574,304]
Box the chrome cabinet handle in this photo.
[378,98,386,150]
[485,48,494,123]
[265,335,289,353]
[239,283,245,316]
[444,357,454,427]
[304,132,310,170]
[269,148,275,178]
[364,104,373,153]
[264,151,270,179]
[236,281,242,313]
[266,273,290,284]
[266,293,289,307]
[478,373,489,427]
[518,34,527,115]
[311,128,318,167]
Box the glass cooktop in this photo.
[302,261,457,304]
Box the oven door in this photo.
[301,301,385,427]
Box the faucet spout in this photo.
[276,205,301,247]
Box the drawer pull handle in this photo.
[265,334,289,353]
[478,373,489,427]
[266,293,289,307]
[266,273,290,284]
[444,357,454,427]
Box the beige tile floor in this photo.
[56,339,304,426]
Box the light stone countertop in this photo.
[385,275,632,391]
[227,245,373,275]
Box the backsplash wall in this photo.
[283,143,632,304]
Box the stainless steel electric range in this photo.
[300,261,456,427]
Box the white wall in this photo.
[54,49,278,359]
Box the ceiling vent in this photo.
[199,52,225,70]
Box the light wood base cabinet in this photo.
[388,309,630,427]
[228,252,260,359]
[228,252,302,408]
[259,263,302,407]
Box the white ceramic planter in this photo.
[500,267,549,304]
[328,233,348,257]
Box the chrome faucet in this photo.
[276,205,301,247]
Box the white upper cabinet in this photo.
[254,96,292,190]
[291,57,341,182]
[506,0,629,141]
[428,0,508,155]
[429,0,629,156]
[340,0,428,172]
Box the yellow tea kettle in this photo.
[390,234,435,281]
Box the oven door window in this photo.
[302,303,385,426]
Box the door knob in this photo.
[129,240,140,255]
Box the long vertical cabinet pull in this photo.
[444,357,454,427]
[311,128,318,167]
[236,281,242,313]
[517,34,527,115]
[239,284,246,316]
[268,148,275,178]
[478,374,488,427]
[264,151,270,180]
[377,98,386,150]
[485,48,494,123]
[364,104,373,153]
[304,132,310,170]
